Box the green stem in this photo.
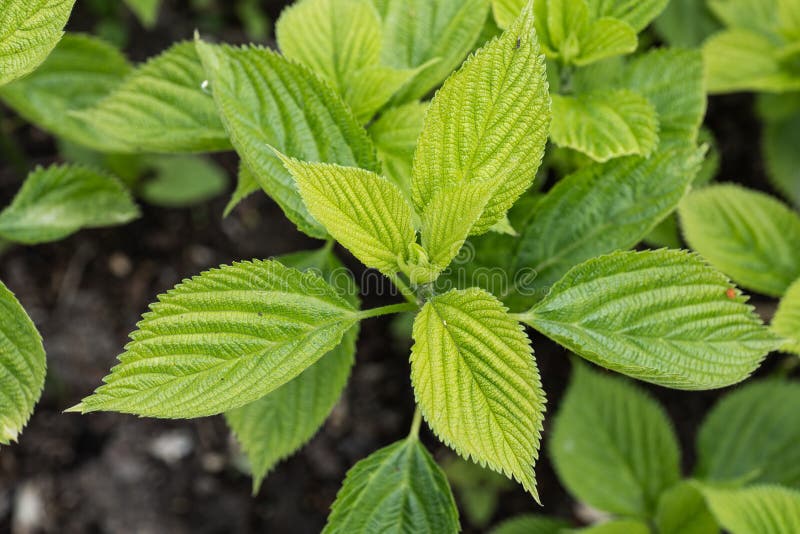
[389,273,419,305]
[408,407,422,439]
[356,302,417,320]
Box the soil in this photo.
[0,3,794,533]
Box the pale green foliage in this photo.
[225,249,358,492]
[123,0,160,28]
[696,380,800,489]
[0,0,75,86]
[533,0,637,66]
[583,0,667,32]
[0,33,131,151]
[708,0,779,36]
[656,482,719,534]
[71,260,360,418]
[490,515,568,534]
[0,165,139,245]
[574,520,650,534]
[412,3,550,235]
[700,485,800,534]
[373,0,489,103]
[492,0,526,29]
[410,288,545,500]
[76,42,230,153]
[550,363,680,517]
[550,90,659,161]
[772,278,800,354]
[654,0,720,48]
[324,438,459,534]
[523,249,780,389]
[195,40,379,239]
[368,101,428,198]
[139,156,227,207]
[679,184,800,297]
[278,156,416,276]
[0,281,46,445]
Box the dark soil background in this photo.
[0,2,795,533]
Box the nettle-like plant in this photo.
[0,0,793,529]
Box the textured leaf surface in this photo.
[374,0,489,103]
[523,249,780,389]
[196,40,379,238]
[0,33,131,151]
[0,165,139,245]
[679,184,800,297]
[584,0,668,32]
[324,438,459,534]
[772,278,800,354]
[696,380,800,489]
[411,288,545,499]
[225,249,357,491]
[700,485,800,534]
[278,157,415,275]
[368,101,427,198]
[412,3,550,234]
[551,363,680,517]
[490,515,568,534]
[0,281,46,445]
[76,42,230,153]
[72,260,360,418]
[656,482,719,534]
[0,0,75,86]
[123,0,160,27]
[550,90,659,162]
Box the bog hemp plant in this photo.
[0,0,797,531]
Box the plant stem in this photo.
[408,407,422,439]
[356,302,417,320]
[389,273,419,305]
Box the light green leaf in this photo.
[75,42,231,154]
[551,363,680,517]
[773,278,800,354]
[123,0,160,28]
[0,33,131,152]
[195,40,379,239]
[572,520,650,534]
[412,3,550,234]
[0,0,75,86]
[375,0,490,103]
[411,288,545,499]
[278,156,415,276]
[368,101,428,198]
[225,249,358,492]
[653,0,721,48]
[324,438,460,534]
[507,144,701,308]
[138,156,227,208]
[0,281,46,445]
[678,184,800,297]
[700,485,800,534]
[224,162,260,217]
[492,0,526,29]
[584,0,668,32]
[522,249,781,389]
[696,380,800,488]
[574,17,638,66]
[343,65,421,123]
[490,515,568,534]
[708,0,778,37]
[0,165,139,245]
[550,90,659,162]
[704,30,800,94]
[70,260,360,418]
[656,482,719,534]
[764,112,800,207]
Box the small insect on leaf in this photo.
[516,37,521,50]
[726,288,737,299]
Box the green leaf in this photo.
[522,249,780,389]
[195,40,379,239]
[656,482,719,534]
[0,165,139,245]
[123,0,160,28]
[584,0,668,32]
[71,259,360,418]
[703,30,800,94]
[550,90,659,162]
[490,515,568,534]
[572,520,650,534]
[323,438,460,534]
[411,288,546,499]
[772,278,800,354]
[225,249,357,492]
[442,456,512,528]
[708,0,778,37]
[224,162,260,217]
[492,0,526,29]
[412,3,550,235]
[0,33,132,152]
[764,112,800,207]
[550,363,680,517]
[699,485,800,534]
[368,101,428,198]
[0,281,46,445]
[0,0,75,86]
[75,42,231,154]
[678,184,800,297]
[653,0,721,48]
[507,144,701,308]
[138,156,227,208]
[278,156,416,276]
[696,380,800,489]
[374,0,490,103]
